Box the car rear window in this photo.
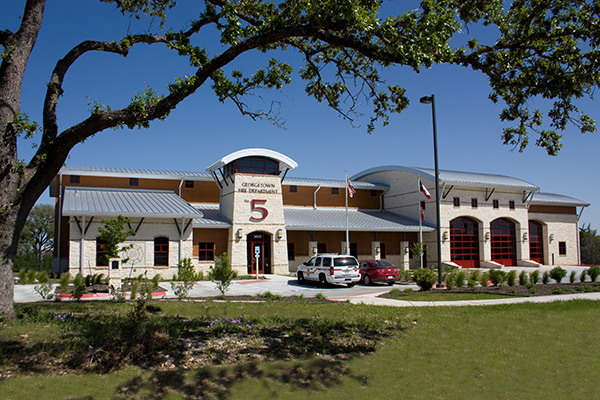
[334,257,358,266]
[372,261,392,267]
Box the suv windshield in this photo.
[334,257,358,267]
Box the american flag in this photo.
[348,180,356,198]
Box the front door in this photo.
[247,232,272,274]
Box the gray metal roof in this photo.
[206,148,298,172]
[352,166,539,191]
[60,165,213,181]
[284,207,435,232]
[284,176,389,190]
[530,192,590,207]
[192,204,232,228]
[62,187,203,218]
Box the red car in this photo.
[359,260,399,285]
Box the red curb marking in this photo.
[235,280,269,285]
[58,291,167,299]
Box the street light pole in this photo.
[420,94,443,288]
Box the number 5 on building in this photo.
[250,199,268,221]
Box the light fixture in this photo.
[442,231,448,241]
[523,232,528,241]
[485,232,490,241]
[404,246,409,255]
[549,233,554,242]
[276,229,283,240]
[236,229,242,240]
[376,247,381,255]
[312,247,318,256]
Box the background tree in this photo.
[580,225,600,266]
[14,204,54,272]
[1,0,598,320]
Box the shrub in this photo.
[445,272,455,290]
[36,271,49,284]
[552,288,564,295]
[506,270,517,286]
[530,269,540,284]
[404,288,414,294]
[59,273,70,294]
[489,269,507,286]
[470,270,481,283]
[478,271,488,287]
[528,284,536,294]
[588,267,600,282]
[467,276,477,290]
[542,271,550,284]
[580,269,588,283]
[18,268,27,284]
[27,269,37,284]
[72,273,86,301]
[570,270,577,283]
[413,267,437,291]
[171,258,196,300]
[519,270,528,286]
[549,267,567,283]
[255,291,281,301]
[455,270,466,288]
[314,293,327,301]
[208,252,237,296]
[84,274,92,287]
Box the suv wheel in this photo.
[298,272,305,284]
[319,274,327,287]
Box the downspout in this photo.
[179,217,185,262]
[179,179,184,197]
[576,207,586,265]
[56,172,63,274]
[313,185,321,209]
[379,192,384,211]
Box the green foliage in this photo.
[413,268,437,291]
[455,270,466,288]
[171,258,196,300]
[570,270,577,283]
[519,270,528,286]
[530,270,541,285]
[122,85,166,129]
[588,267,600,282]
[34,282,53,301]
[72,273,86,301]
[26,269,37,284]
[489,269,507,286]
[550,267,567,283]
[18,268,27,284]
[12,112,40,139]
[16,205,54,272]
[314,293,327,301]
[580,225,600,265]
[444,271,455,290]
[59,273,70,294]
[542,271,550,284]
[208,253,237,296]
[410,242,425,268]
[470,270,481,283]
[506,270,517,287]
[255,291,282,301]
[479,271,489,287]
[97,216,135,265]
[580,269,588,283]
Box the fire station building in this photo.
[51,148,589,277]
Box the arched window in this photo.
[154,237,169,266]
[223,156,279,177]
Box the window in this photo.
[509,200,515,210]
[471,198,478,208]
[331,188,339,195]
[380,243,386,259]
[185,180,194,188]
[317,242,327,254]
[453,197,460,207]
[198,242,214,261]
[289,185,297,193]
[493,199,499,209]
[349,243,358,258]
[287,243,295,260]
[559,242,567,255]
[154,237,169,266]
[223,156,279,176]
[129,177,139,186]
[70,175,80,184]
[96,238,108,266]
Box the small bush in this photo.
[506,270,517,286]
[208,253,237,296]
[479,272,489,287]
[588,267,600,282]
[470,269,481,283]
[36,271,49,284]
[530,269,540,284]
[27,269,37,284]
[388,288,401,296]
[84,274,92,287]
[72,273,86,301]
[255,291,281,301]
[34,282,53,300]
[580,269,588,283]
[542,271,550,284]
[404,288,414,294]
[489,269,507,286]
[315,293,327,301]
[552,288,564,295]
[528,284,536,294]
[413,267,437,291]
[519,270,528,286]
[59,272,70,294]
[445,272,456,290]
[467,276,477,290]
[18,268,27,284]
[549,267,567,283]
[570,270,577,283]
[455,270,466,288]
[171,258,196,300]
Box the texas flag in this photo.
[420,205,425,221]
[419,180,431,199]
[348,180,356,198]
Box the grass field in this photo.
[1,300,599,399]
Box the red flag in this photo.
[348,180,356,198]
[419,180,431,199]
[420,205,425,221]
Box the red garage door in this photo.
[491,218,516,266]
[529,220,544,264]
[450,217,480,268]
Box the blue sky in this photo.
[4,1,599,229]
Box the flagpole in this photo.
[418,178,423,269]
[345,170,349,254]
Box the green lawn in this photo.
[1,300,599,399]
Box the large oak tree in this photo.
[1,0,598,320]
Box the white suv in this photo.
[297,254,361,287]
